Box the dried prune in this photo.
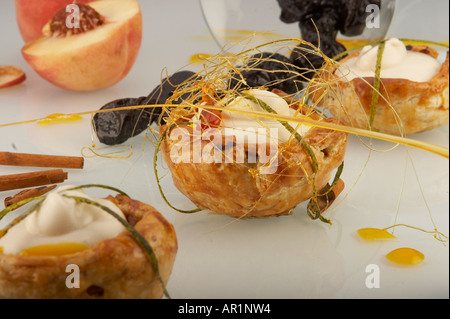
[298,11,346,61]
[228,52,303,94]
[94,96,151,145]
[277,0,330,24]
[290,43,324,79]
[94,71,198,145]
[290,36,346,79]
[299,8,340,39]
[277,0,382,37]
[277,0,380,77]
[147,71,197,105]
[147,70,201,123]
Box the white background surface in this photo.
[0,0,448,298]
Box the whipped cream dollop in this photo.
[0,186,126,255]
[336,38,441,82]
[221,89,311,144]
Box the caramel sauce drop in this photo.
[357,228,396,241]
[189,53,235,64]
[337,39,449,51]
[20,242,89,256]
[337,39,372,50]
[189,53,214,63]
[386,248,425,265]
[37,113,83,125]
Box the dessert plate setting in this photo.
[0,0,448,300]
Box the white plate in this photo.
[0,0,448,299]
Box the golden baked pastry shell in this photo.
[0,195,177,299]
[311,46,449,135]
[160,118,348,219]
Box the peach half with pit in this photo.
[21,0,143,92]
[15,0,91,42]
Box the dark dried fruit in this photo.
[277,0,380,78]
[94,96,151,145]
[94,71,197,145]
[300,8,340,39]
[147,71,198,106]
[229,52,303,94]
[290,43,324,79]
[277,0,382,37]
[290,36,346,79]
[147,70,201,126]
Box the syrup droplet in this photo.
[357,228,396,241]
[189,53,213,63]
[386,247,425,265]
[37,113,82,125]
[20,242,89,256]
[189,52,237,64]
[336,39,372,50]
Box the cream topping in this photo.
[221,89,311,144]
[0,186,126,255]
[336,38,441,82]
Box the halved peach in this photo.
[15,0,91,43]
[21,0,142,92]
[0,65,26,89]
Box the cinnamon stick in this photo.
[315,179,345,213]
[0,169,68,192]
[0,152,84,169]
[4,185,57,208]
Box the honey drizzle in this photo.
[358,224,448,243]
[357,224,448,266]
[20,242,89,257]
[37,113,83,125]
[357,228,396,241]
[385,247,425,265]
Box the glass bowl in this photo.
[199,0,397,52]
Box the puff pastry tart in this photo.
[0,187,177,299]
[160,89,348,219]
[311,38,449,135]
